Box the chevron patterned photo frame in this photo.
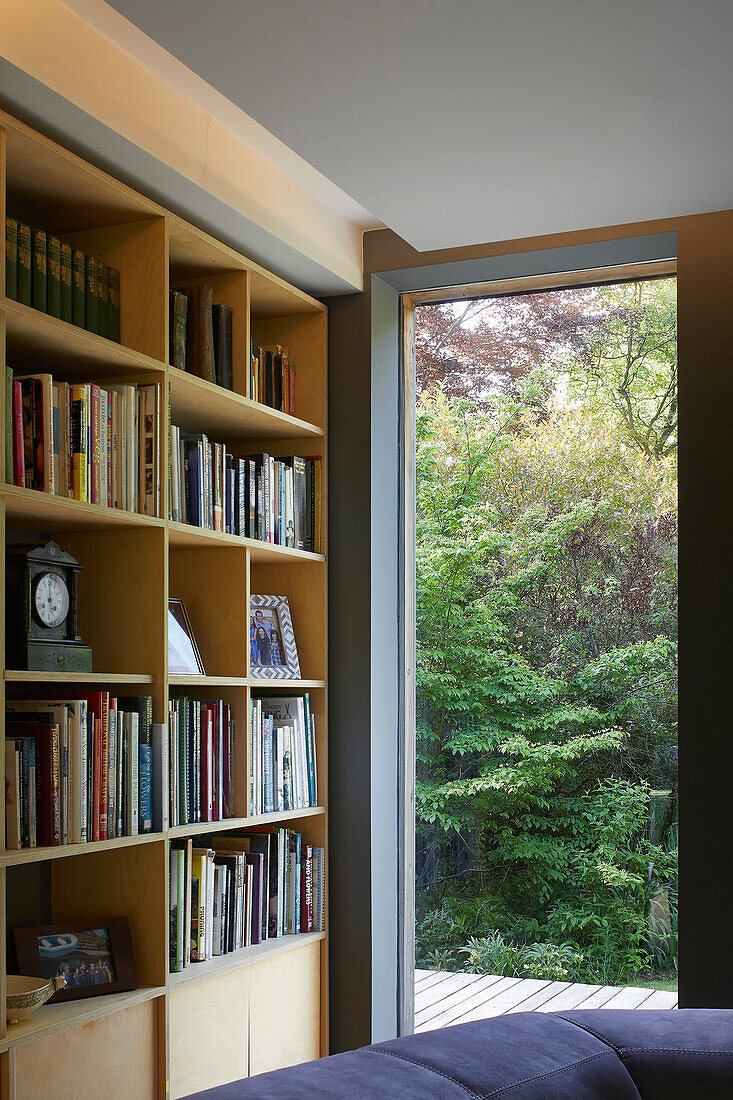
[249,594,302,679]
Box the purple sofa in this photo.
[185,1009,733,1098]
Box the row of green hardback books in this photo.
[5,217,121,341]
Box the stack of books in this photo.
[248,695,318,816]
[168,697,236,827]
[4,693,163,849]
[5,218,121,340]
[5,369,162,517]
[250,343,295,415]
[169,287,233,390]
[169,829,325,972]
[168,432,322,552]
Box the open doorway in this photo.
[408,271,678,1028]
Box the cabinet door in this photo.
[249,941,320,1077]
[14,1001,158,1100]
[170,968,250,1099]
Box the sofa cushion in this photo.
[186,1012,642,1098]
[184,1009,733,1099]
[369,1013,642,1098]
[561,1010,733,1099]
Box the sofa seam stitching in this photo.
[556,1017,733,1059]
[368,1048,482,1097]
[555,1015,622,1051]
[622,1048,733,1056]
[480,1051,617,1099]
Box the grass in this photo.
[633,978,677,993]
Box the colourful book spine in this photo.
[90,383,102,504]
[31,228,47,312]
[5,217,18,300]
[97,259,109,339]
[16,223,31,306]
[70,384,89,502]
[47,235,61,318]
[108,266,121,342]
[12,380,24,486]
[85,254,99,334]
[60,242,73,323]
[5,366,13,484]
[72,249,86,327]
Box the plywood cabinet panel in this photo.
[14,1000,158,1100]
[249,940,320,1077]
[169,969,249,1099]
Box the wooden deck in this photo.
[415,968,678,1032]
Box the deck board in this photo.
[414,971,677,1032]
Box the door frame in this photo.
[395,248,677,1035]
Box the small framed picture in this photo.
[13,917,137,1003]
[250,595,301,680]
[168,597,205,676]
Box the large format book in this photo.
[183,285,215,383]
[212,304,233,390]
[169,290,188,370]
[5,217,18,300]
[17,373,54,494]
[6,721,60,847]
[118,696,153,833]
[169,846,185,972]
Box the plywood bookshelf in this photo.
[0,108,328,1099]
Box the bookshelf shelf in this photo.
[0,484,165,533]
[248,679,326,690]
[0,106,328,1098]
[1,296,166,379]
[168,520,325,561]
[0,985,166,1053]
[167,806,326,840]
[168,675,249,688]
[5,671,157,684]
[0,831,165,867]
[168,932,326,990]
[169,366,324,441]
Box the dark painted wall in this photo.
[326,212,733,1052]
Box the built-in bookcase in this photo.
[0,110,327,1100]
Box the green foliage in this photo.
[461,934,585,982]
[415,280,678,986]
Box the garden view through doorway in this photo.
[413,275,678,1024]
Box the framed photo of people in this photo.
[249,594,301,679]
[12,917,137,1003]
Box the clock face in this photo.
[33,571,70,629]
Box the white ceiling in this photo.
[103,0,733,252]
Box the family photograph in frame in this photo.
[250,594,301,680]
[13,917,138,1003]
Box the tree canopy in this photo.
[415,278,678,984]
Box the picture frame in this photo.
[12,917,137,1003]
[249,594,301,680]
[168,597,205,676]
